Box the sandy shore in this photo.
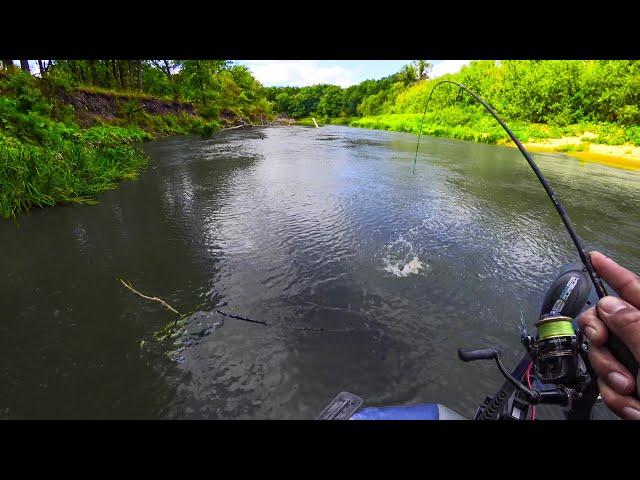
[505,134,640,171]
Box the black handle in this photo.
[458,348,499,362]
[604,332,640,398]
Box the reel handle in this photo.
[458,348,499,362]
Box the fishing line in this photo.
[411,80,607,298]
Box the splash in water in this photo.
[381,234,428,277]
[383,256,425,277]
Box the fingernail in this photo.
[599,296,626,315]
[608,371,630,392]
[622,407,640,420]
[584,326,596,340]
[591,251,610,261]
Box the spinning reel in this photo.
[458,262,597,418]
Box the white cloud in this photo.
[241,60,473,87]
[241,60,355,88]
[431,60,471,78]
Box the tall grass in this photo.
[0,72,224,219]
[0,128,148,219]
[347,109,640,147]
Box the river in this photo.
[2,125,639,419]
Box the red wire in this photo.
[525,362,536,420]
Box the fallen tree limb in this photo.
[119,279,366,336]
[218,117,283,131]
[218,124,251,132]
[119,278,181,315]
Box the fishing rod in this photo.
[317,81,639,420]
[413,80,606,297]
[411,80,639,413]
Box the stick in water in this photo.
[119,278,181,315]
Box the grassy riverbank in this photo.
[1,121,151,219]
[0,69,271,220]
[303,111,640,171]
[271,61,640,171]
[0,87,214,220]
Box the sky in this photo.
[235,60,471,88]
[18,60,471,87]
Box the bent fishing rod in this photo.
[413,80,640,412]
[413,80,605,295]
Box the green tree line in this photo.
[264,61,433,119]
[1,60,273,121]
[266,60,640,127]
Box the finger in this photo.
[590,251,640,309]
[597,296,640,360]
[577,306,608,347]
[598,378,640,420]
[589,344,636,395]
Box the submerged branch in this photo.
[215,309,269,326]
[119,279,366,339]
[119,278,181,315]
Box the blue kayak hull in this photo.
[351,403,466,420]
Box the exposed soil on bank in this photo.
[57,88,197,127]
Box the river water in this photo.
[2,126,639,419]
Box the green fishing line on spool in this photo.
[537,318,575,339]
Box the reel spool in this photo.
[532,315,579,384]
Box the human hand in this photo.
[577,251,640,419]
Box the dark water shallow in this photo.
[1,125,639,419]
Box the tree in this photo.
[2,60,16,73]
[149,60,180,99]
[414,60,433,81]
[128,61,134,90]
[399,64,418,85]
[137,60,142,92]
[178,60,228,105]
[317,85,343,117]
[20,60,31,74]
[36,60,54,78]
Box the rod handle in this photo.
[604,332,640,399]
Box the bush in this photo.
[617,105,640,126]
[197,104,220,120]
[625,126,640,146]
[193,120,219,137]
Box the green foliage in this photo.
[0,73,153,219]
[349,112,640,149]
[350,113,506,144]
[197,103,220,120]
[269,60,640,140]
[118,98,145,122]
[625,126,640,146]
[3,58,639,218]
[0,129,147,219]
[191,119,220,137]
[37,60,274,125]
[266,70,409,119]
[0,60,276,219]
[554,143,588,152]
